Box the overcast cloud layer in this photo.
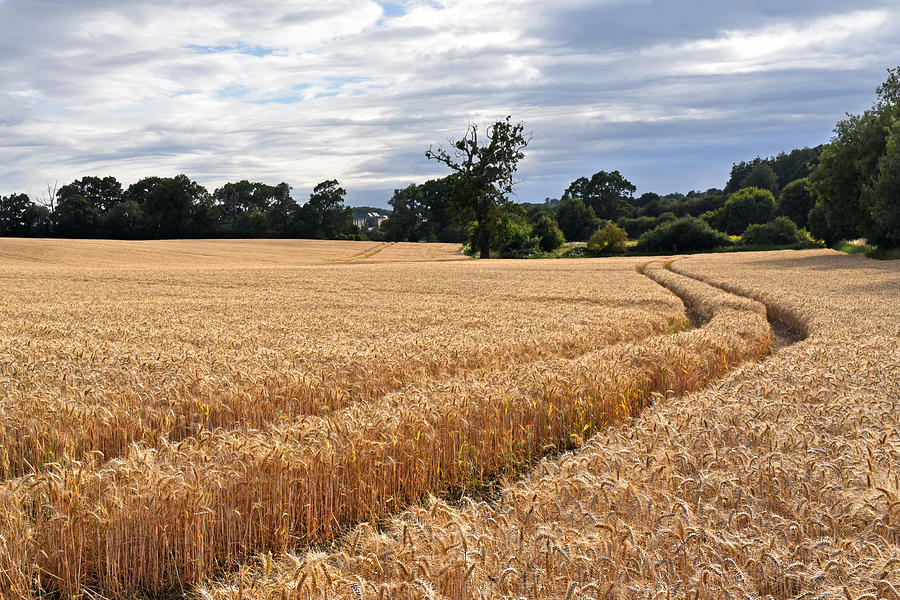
[1,0,899,206]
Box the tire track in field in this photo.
[666,258,807,348]
[26,260,778,599]
[197,260,808,600]
[450,257,807,500]
[332,241,395,262]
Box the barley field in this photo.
[0,240,897,599]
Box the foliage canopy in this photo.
[426,116,530,258]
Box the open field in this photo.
[0,240,897,599]
[0,238,469,268]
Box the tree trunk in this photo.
[477,215,491,259]
[479,237,490,258]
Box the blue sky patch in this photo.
[379,2,405,17]
[216,85,250,100]
[324,76,371,89]
[186,43,274,57]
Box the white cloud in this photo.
[671,10,891,75]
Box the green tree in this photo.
[303,180,354,239]
[808,66,899,245]
[674,192,726,217]
[425,116,530,258]
[725,157,764,194]
[234,208,271,238]
[97,199,145,238]
[777,178,815,230]
[632,192,662,217]
[382,177,463,243]
[523,198,556,225]
[562,170,636,221]
[55,194,98,237]
[727,150,822,196]
[532,214,565,252]
[0,193,34,236]
[807,111,885,241]
[718,187,777,235]
[770,146,823,187]
[267,183,298,237]
[24,203,52,236]
[555,196,599,241]
[125,175,209,238]
[57,176,123,214]
[807,202,838,244]
[419,177,465,242]
[213,180,289,235]
[382,184,425,242]
[861,118,900,246]
[490,205,539,258]
[740,163,779,195]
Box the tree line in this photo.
[0,177,359,240]
[372,139,827,257]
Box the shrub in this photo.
[586,222,628,255]
[532,215,565,252]
[719,187,777,235]
[617,212,676,238]
[741,216,804,246]
[777,178,815,229]
[636,216,731,253]
[493,218,541,258]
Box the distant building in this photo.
[353,212,389,229]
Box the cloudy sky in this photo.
[1,1,899,207]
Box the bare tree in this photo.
[40,180,59,213]
[426,116,530,258]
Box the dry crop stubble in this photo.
[200,250,899,600]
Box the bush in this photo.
[777,178,815,229]
[719,187,777,235]
[741,216,804,246]
[617,212,676,238]
[493,218,540,258]
[636,216,731,253]
[807,202,838,245]
[586,222,628,255]
[532,215,565,252]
